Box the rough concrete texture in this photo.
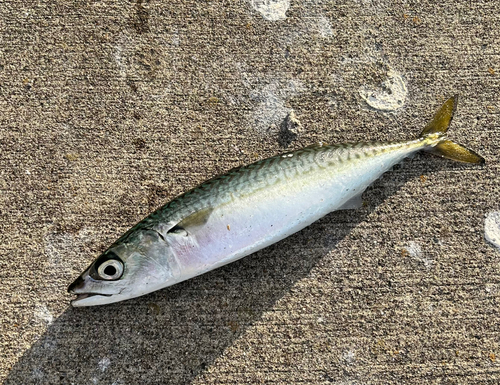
[1,0,499,384]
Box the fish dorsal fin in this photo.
[167,207,214,236]
[338,192,364,210]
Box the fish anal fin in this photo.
[338,193,364,210]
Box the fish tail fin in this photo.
[420,96,485,164]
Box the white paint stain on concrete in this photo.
[45,232,75,267]
[34,304,54,325]
[343,349,356,364]
[284,110,302,134]
[359,69,407,111]
[316,15,333,37]
[32,368,44,380]
[114,44,125,79]
[250,0,290,21]
[114,33,136,80]
[250,79,304,132]
[171,29,180,46]
[485,211,500,250]
[98,357,111,372]
[300,15,333,38]
[40,336,58,351]
[44,228,92,273]
[406,241,422,258]
[406,241,434,269]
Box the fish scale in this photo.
[68,97,484,306]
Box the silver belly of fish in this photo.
[68,97,484,306]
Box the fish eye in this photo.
[97,259,124,280]
[91,252,124,281]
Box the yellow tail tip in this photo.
[421,96,485,164]
[420,96,458,137]
[428,140,485,164]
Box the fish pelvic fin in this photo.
[420,96,485,164]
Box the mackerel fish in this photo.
[68,97,484,306]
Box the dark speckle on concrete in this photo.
[132,0,150,34]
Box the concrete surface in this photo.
[1,1,499,384]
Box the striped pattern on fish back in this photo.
[121,139,422,238]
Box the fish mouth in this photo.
[71,293,113,307]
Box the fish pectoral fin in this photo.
[163,207,214,242]
[166,226,200,250]
[167,225,189,237]
[169,206,214,235]
[338,193,364,210]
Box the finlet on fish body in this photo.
[68,96,484,306]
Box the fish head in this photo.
[68,229,178,307]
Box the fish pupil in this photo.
[104,265,117,276]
